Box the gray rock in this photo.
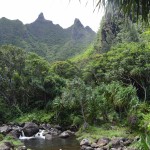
[59,131,70,138]
[91,143,99,148]
[0,125,12,134]
[49,128,61,136]
[97,137,110,147]
[45,134,53,140]
[81,145,94,150]
[23,122,39,137]
[80,139,91,146]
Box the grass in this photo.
[14,110,54,124]
[76,124,137,143]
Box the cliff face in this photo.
[95,8,139,53]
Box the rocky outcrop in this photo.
[94,7,139,53]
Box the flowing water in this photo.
[22,136,80,150]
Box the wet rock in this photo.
[59,131,70,138]
[23,122,39,137]
[80,139,91,146]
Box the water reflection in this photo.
[22,136,80,150]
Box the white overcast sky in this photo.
[0,0,104,32]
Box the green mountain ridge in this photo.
[0,13,96,61]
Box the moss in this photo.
[0,135,23,147]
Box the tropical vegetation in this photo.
[0,1,150,149]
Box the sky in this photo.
[0,0,104,32]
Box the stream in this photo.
[22,136,80,150]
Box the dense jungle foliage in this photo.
[0,2,150,149]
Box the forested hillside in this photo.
[0,13,96,61]
[0,2,150,149]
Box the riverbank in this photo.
[0,122,140,150]
[76,124,140,149]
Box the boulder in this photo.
[59,131,70,138]
[0,125,12,134]
[80,139,91,146]
[23,122,39,137]
[97,137,110,147]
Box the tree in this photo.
[80,0,150,23]
[0,45,26,106]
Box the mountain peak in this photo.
[36,13,46,22]
[74,18,84,28]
